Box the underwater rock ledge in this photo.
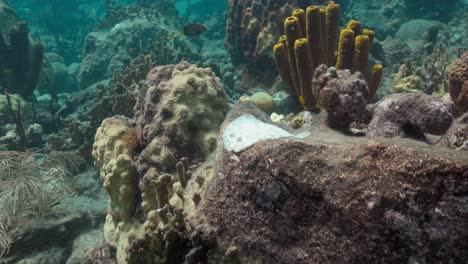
[194,103,468,264]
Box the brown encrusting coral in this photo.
[312,65,369,129]
[447,52,468,113]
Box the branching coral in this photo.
[393,47,450,96]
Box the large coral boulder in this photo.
[92,62,228,263]
[195,104,468,264]
[135,61,228,173]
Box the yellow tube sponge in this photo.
[346,20,362,36]
[368,64,384,100]
[306,6,323,68]
[285,16,303,95]
[336,29,355,70]
[353,35,371,75]
[294,38,315,110]
[325,3,341,66]
[320,8,328,65]
[292,9,307,38]
[363,29,375,44]
[274,43,296,95]
[279,35,287,47]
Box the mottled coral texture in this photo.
[448,52,468,113]
[92,62,228,263]
[313,65,369,129]
[134,61,228,173]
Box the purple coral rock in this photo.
[367,92,453,138]
[313,65,369,129]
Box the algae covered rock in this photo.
[194,104,468,264]
[313,65,369,129]
[367,92,454,138]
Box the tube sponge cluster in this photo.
[273,2,384,110]
[0,1,44,98]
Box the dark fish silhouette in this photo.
[180,23,207,36]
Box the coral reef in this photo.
[367,92,454,139]
[0,0,44,98]
[225,0,301,89]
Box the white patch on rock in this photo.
[223,114,309,153]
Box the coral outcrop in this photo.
[367,92,454,138]
[0,0,44,98]
[92,62,228,263]
[447,52,468,113]
[439,112,468,151]
[135,61,228,172]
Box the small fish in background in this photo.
[179,23,207,36]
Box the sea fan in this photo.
[0,149,84,256]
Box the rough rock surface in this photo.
[195,104,468,264]
[367,92,453,138]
